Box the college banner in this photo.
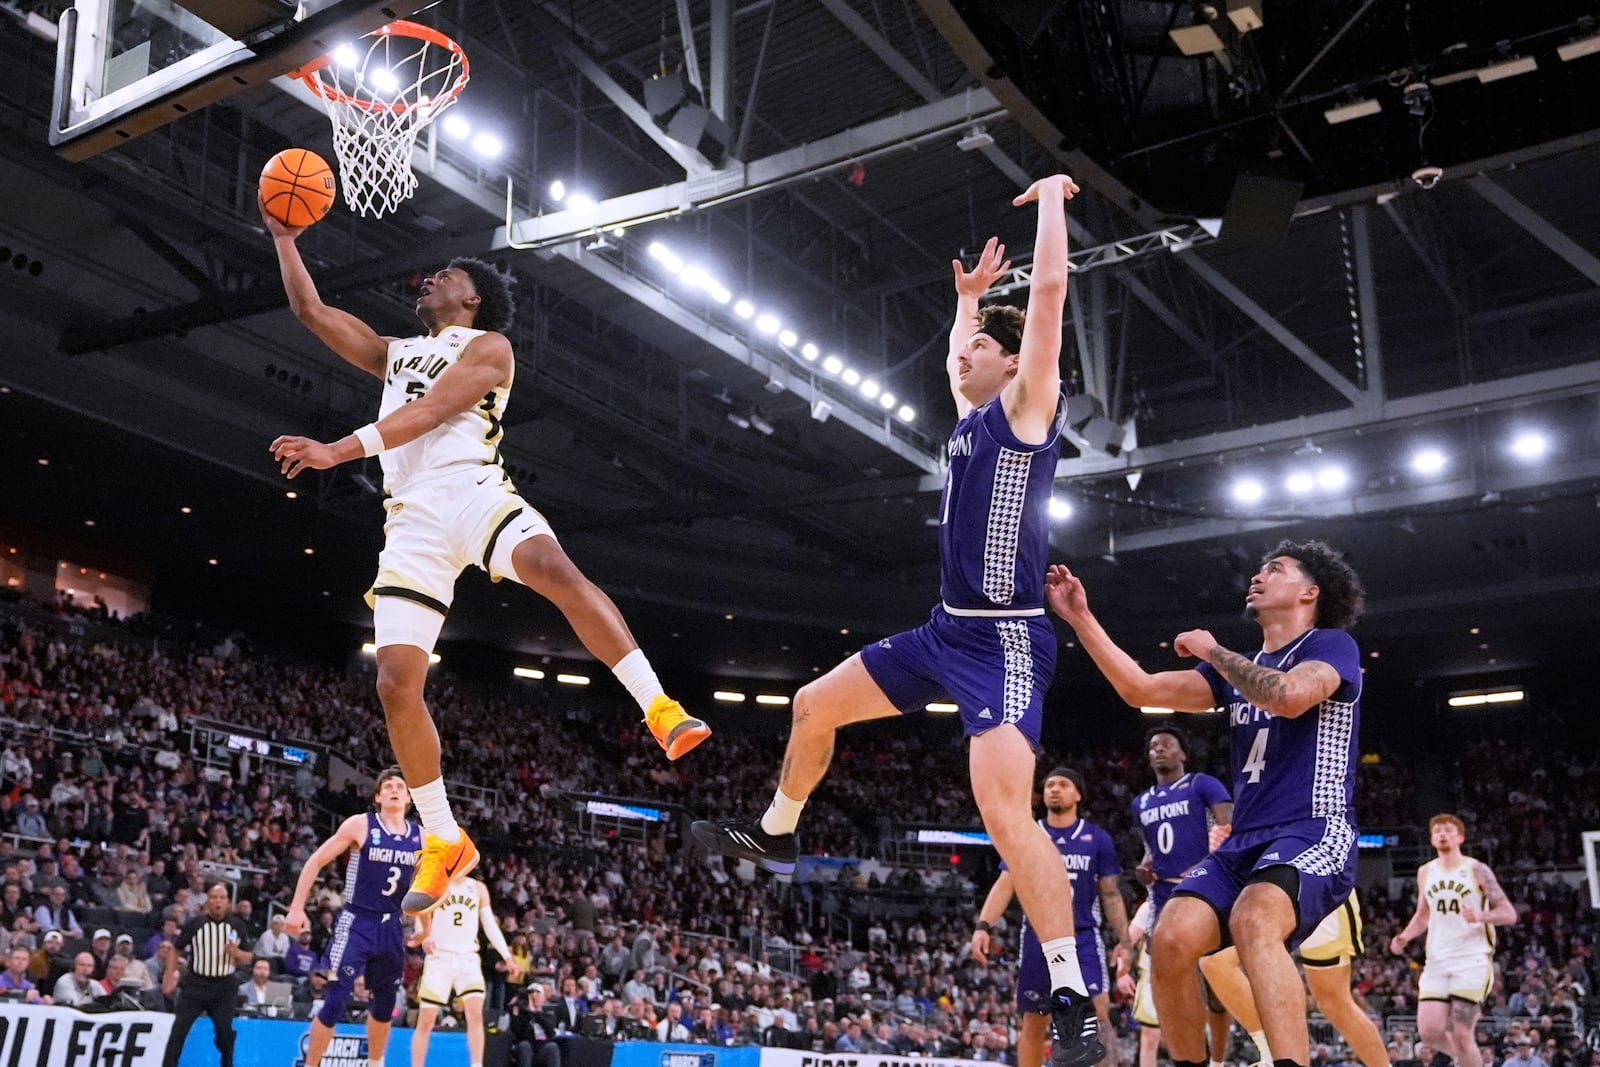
[758,1048,989,1067]
[0,1003,172,1067]
[172,1016,471,1067]
[610,1043,759,1067]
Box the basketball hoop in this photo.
[292,21,469,219]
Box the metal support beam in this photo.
[1179,255,1365,406]
[708,0,733,122]
[675,0,706,96]
[497,89,1005,250]
[1380,201,1465,316]
[1350,204,1384,400]
[547,242,941,474]
[1469,176,1600,288]
[551,37,715,176]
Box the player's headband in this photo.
[976,321,1021,356]
[1044,766,1085,798]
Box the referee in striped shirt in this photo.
[162,883,254,1067]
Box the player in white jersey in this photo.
[260,204,710,916]
[412,875,521,1067]
[1115,900,1161,1067]
[1201,891,1391,1067]
[1389,814,1517,1067]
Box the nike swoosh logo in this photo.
[476,473,493,485]
[445,854,463,876]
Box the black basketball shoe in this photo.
[1049,987,1105,1067]
[690,819,798,875]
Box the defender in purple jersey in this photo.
[1046,540,1366,1067]
[284,766,420,1067]
[692,174,1104,1067]
[1133,727,1232,922]
[972,768,1130,1067]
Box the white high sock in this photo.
[613,648,664,713]
[410,777,461,843]
[759,788,806,835]
[1041,936,1087,995]
[1250,1029,1271,1063]
[1210,1059,1227,1067]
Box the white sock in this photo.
[410,777,461,843]
[1250,1029,1271,1062]
[613,648,664,713]
[1210,1060,1226,1067]
[759,788,806,835]
[1041,936,1086,996]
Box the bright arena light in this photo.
[778,329,798,347]
[471,132,503,158]
[565,191,595,212]
[1411,448,1447,475]
[822,355,843,375]
[1510,431,1549,459]
[369,67,399,93]
[1048,496,1073,521]
[734,300,755,319]
[879,392,896,409]
[755,314,781,335]
[898,405,915,422]
[1285,471,1314,495]
[442,114,471,140]
[800,343,819,360]
[647,241,684,273]
[548,179,565,202]
[1317,465,1349,491]
[860,379,881,399]
[1231,478,1265,505]
[841,368,861,386]
[335,43,358,67]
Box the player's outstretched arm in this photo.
[970,869,1016,964]
[1046,565,1215,711]
[260,198,391,380]
[269,335,514,478]
[1002,175,1079,438]
[948,237,1011,418]
[1388,869,1431,954]
[479,880,520,981]
[285,814,366,934]
[1467,864,1518,926]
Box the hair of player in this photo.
[975,304,1026,355]
[1429,812,1466,837]
[1262,538,1366,630]
[1143,725,1190,759]
[448,257,515,333]
[373,764,406,797]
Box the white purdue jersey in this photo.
[378,327,510,494]
[1422,857,1494,965]
[430,878,485,954]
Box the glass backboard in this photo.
[51,0,438,160]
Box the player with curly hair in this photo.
[260,205,709,918]
[1045,539,1367,1067]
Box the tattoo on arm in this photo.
[1208,646,1291,710]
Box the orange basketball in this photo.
[260,148,337,228]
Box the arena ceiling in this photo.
[2,0,1600,684]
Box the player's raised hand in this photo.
[271,435,339,478]
[1173,629,1218,661]
[283,906,308,937]
[1045,564,1090,622]
[953,236,1011,298]
[258,194,308,241]
[1013,173,1080,207]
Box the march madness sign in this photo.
[0,1004,172,1066]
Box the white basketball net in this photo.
[299,22,469,219]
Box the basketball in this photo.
[259,148,336,228]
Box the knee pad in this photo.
[368,979,399,1022]
[317,981,352,1027]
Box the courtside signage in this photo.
[0,1004,171,1067]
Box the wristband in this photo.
[974,920,992,934]
[354,423,386,457]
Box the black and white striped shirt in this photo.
[175,914,244,979]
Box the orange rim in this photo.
[291,19,470,116]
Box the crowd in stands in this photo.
[1,594,1599,1066]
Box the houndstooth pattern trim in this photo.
[1291,811,1356,877]
[1290,693,1358,876]
[996,619,1032,725]
[981,448,1033,604]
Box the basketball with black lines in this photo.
[259,148,336,228]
